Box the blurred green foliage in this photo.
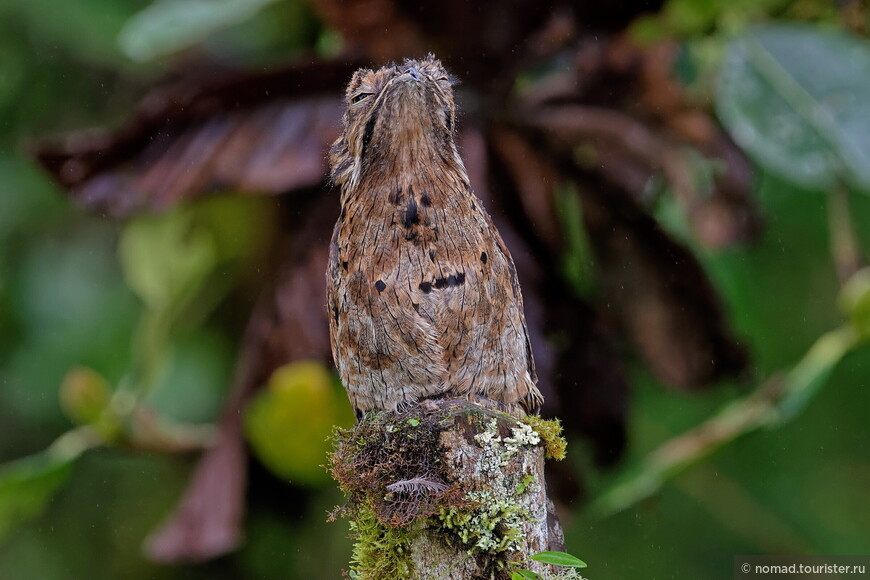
[717,23,870,192]
[0,450,76,542]
[0,0,868,579]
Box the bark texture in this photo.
[329,400,567,580]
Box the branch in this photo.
[329,400,570,580]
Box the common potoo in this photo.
[327,55,543,418]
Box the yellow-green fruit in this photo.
[59,366,111,426]
[244,360,354,485]
[840,267,870,337]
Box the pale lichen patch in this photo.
[437,489,528,554]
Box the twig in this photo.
[592,324,861,516]
[828,182,862,285]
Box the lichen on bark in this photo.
[328,399,567,579]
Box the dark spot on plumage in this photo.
[470,201,476,211]
[412,302,420,313]
[361,114,376,160]
[428,249,435,262]
[340,207,346,220]
[445,108,454,132]
[375,279,386,292]
[355,408,364,421]
[389,186,403,205]
[419,281,432,293]
[342,261,349,271]
[332,305,339,325]
[448,272,465,287]
[405,230,419,242]
[420,193,431,207]
[434,277,447,289]
[463,181,471,192]
[480,251,487,264]
[403,198,419,228]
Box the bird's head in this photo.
[329,55,460,192]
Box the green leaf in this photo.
[530,551,588,568]
[555,183,596,298]
[0,42,27,114]
[119,0,281,61]
[191,196,273,263]
[146,331,234,423]
[717,24,870,192]
[0,451,76,541]
[8,0,142,66]
[118,208,217,312]
[0,154,65,240]
[513,570,543,580]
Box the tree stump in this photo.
[328,399,571,579]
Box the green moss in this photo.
[522,416,568,460]
[516,474,535,495]
[328,409,467,577]
[348,503,415,579]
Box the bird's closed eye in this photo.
[351,92,373,104]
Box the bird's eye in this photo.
[351,92,372,104]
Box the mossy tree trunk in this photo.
[329,399,569,580]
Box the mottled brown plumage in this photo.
[327,55,543,418]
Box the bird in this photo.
[326,54,543,419]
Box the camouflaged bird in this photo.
[327,55,543,419]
